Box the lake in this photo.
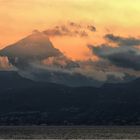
[0,126,140,139]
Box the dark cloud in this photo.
[69,22,81,28]
[43,28,65,36]
[88,40,140,71]
[88,44,117,57]
[105,34,140,46]
[43,25,73,37]
[106,51,140,71]
[42,22,97,38]
[87,25,96,32]
[88,34,140,71]
[43,25,89,38]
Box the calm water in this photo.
[0,126,139,139]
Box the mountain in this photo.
[0,32,102,87]
[0,71,33,86]
[0,71,66,91]
[0,31,140,125]
[0,71,140,125]
[0,31,62,68]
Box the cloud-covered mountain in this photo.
[1,31,140,86]
[0,31,62,68]
[0,31,102,87]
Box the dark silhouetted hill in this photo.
[0,71,140,125]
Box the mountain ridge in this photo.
[0,71,140,125]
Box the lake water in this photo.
[0,126,139,139]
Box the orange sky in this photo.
[0,0,140,60]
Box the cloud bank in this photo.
[87,34,140,82]
[0,56,14,70]
[89,34,140,71]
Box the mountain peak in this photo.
[0,31,61,58]
[22,30,50,43]
[0,31,62,67]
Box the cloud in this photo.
[87,25,96,32]
[0,56,15,70]
[42,55,79,69]
[106,51,140,71]
[19,62,102,87]
[77,56,140,83]
[43,25,89,38]
[43,22,96,38]
[69,22,81,28]
[43,25,72,37]
[105,34,140,46]
[106,73,136,83]
[88,34,140,71]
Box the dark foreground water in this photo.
[0,126,140,139]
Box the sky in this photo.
[1,0,140,60]
[0,0,140,85]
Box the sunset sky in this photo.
[1,1,140,126]
[0,0,140,60]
